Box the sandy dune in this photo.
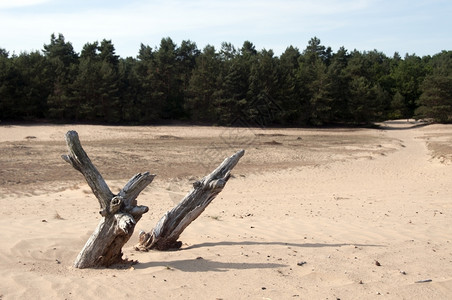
[1,121,451,299]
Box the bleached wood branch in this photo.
[135,149,245,251]
[62,131,155,268]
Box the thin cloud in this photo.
[0,0,449,57]
[0,0,51,9]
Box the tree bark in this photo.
[135,149,245,251]
[62,131,155,268]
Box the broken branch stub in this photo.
[135,149,245,251]
[62,131,155,268]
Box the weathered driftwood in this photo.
[135,149,245,251]
[62,131,155,268]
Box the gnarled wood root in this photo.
[135,149,245,251]
[63,131,155,268]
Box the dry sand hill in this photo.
[0,121,451,299]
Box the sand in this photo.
[0,120,451,299]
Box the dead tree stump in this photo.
[63,130,244,267]
[135,149,245,251]
[62,131,155,268]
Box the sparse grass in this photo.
[0,125,400,196]
[54,211,64,220]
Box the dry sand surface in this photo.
[1,120,451,299]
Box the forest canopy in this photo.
[1,33,451,125]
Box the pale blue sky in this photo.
[0,0,450,58]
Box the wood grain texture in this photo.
[63,131,154,268]
[136,149,245,251]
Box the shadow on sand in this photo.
[133,241,383,272]
[376,120,432,130]
[183,240,383,250]
[134,258,286,272]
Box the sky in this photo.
[0,0,451,58]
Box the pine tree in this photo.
[186,45,220,123]
[278,46,302,125]
[415,51,452,122]
[43,33,78,120]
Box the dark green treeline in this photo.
[1,33,451,125]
